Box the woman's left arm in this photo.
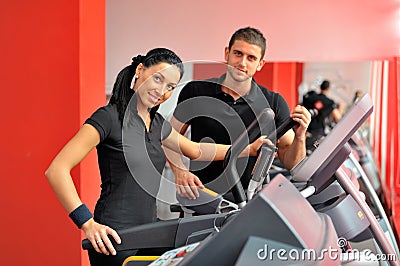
[162,128,265,161]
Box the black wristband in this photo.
[69,204,93,229]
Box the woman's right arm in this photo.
[45,124,121,255]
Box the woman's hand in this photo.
[247,136,273,156]
[173,167,204,199]
[81,218,121,255]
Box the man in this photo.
[302,80,343,151]
[167,27,311,199]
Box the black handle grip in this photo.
[223,108,275,205]
[276,119,298,140]
[276,108,318,139]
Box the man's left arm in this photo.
[277,105,311,169]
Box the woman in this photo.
[45,48,264,266]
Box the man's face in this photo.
[225,39,265,82]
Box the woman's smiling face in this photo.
[134,62,181,109]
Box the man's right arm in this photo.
[331,102,344,122]
[164,116,204,199]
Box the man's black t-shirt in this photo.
[173,74,290,190]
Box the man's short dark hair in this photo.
[228,27,267,59]
[320,80,330,91]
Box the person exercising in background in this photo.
[303,79,344,151]
[167,27,311,199]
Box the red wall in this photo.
[369,57,400,241]
[254,62,303,109]
[193,62,226,80]
[0,1,105,265]
[380,58,400,240]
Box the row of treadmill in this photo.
[83,94,400,266]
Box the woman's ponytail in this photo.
[109,55,144,123]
